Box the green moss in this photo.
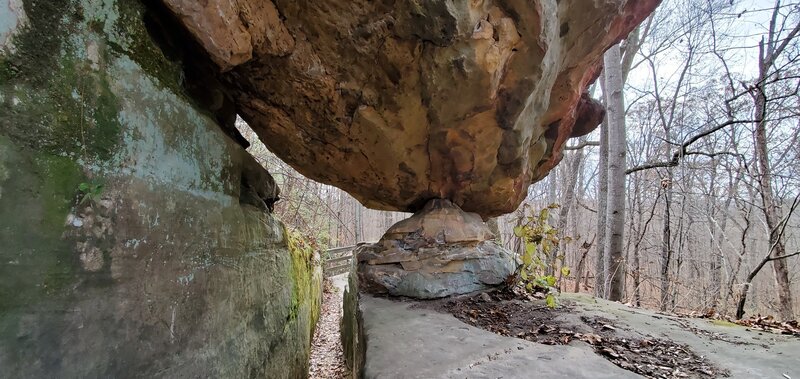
[33,154,84,230]
[9,0,73,87]
[0,1,124,161]
[286,228,323,331]
[90,75,124,159]
[30,152,82,296]
[108,1,185,96]
[0,137,80,314]
[710,319,741,327]
[44,52,122,160]
[0,57,15,83]
[2,54,122,160]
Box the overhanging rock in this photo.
[158,0,661,301]
[160,0,660,218]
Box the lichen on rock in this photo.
[0,0,321,377]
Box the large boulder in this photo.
[160,0,659,217]
[356,199,516,298]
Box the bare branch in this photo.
[564,140,600,150]
[626,119,757,174]
[765,251,800,263]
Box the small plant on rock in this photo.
[513,203,571,308]
[77,181,104,206]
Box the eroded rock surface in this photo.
[162,0,659,217]
[356,199,515,298]
[0,1,321,377]
[343,293,800,378]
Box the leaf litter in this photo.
[308,279,348,379]
[417,287,730,379]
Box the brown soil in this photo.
[417,288,730,379]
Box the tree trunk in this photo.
[354,198,363,243]
[707,161,730,310]
[594,79,610,299]
[603,44,627,302]
[486,217,501,241]
[659,179,673,310]
[553,146,584,274]
[513,204,528,257]
[573,239,594,293]
[752,78,794,320]
[630,176,654,307]
[670,189,689,311]
[384,211,393,231]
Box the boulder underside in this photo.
[160,0,660,218]
[154,0,660,301]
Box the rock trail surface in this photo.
[349,292,800,378]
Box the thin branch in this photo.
[765,251,800,262]
[626,119,757,174]
[565,140,600,150]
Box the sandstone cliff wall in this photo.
[0,1,321,377]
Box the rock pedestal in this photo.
[356,199,516,299]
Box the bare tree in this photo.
[604,43,628,301]
[736,193,800,318]
[747,0,800,319]
[594,109,610,298]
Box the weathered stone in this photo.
[380,199,495,244]
[160,0,295,71]
[0,1,320,377]
[342,293,800,378]
[341,260,365,377]
[162,0,660,218]
[356,199,516,299]
[346,295,642,379]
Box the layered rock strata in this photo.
[356,199,515,298]
[160,0,661,218]
[0,1,321,376]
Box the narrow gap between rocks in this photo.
[308,276,349,379]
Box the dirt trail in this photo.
[308,276,348,379]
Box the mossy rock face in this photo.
[0,0,320,377]
[0,136,83,317]
[1,1,121,160]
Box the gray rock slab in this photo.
[563,294,800,379]
[351,292,800,378]
[359,295,642,379]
